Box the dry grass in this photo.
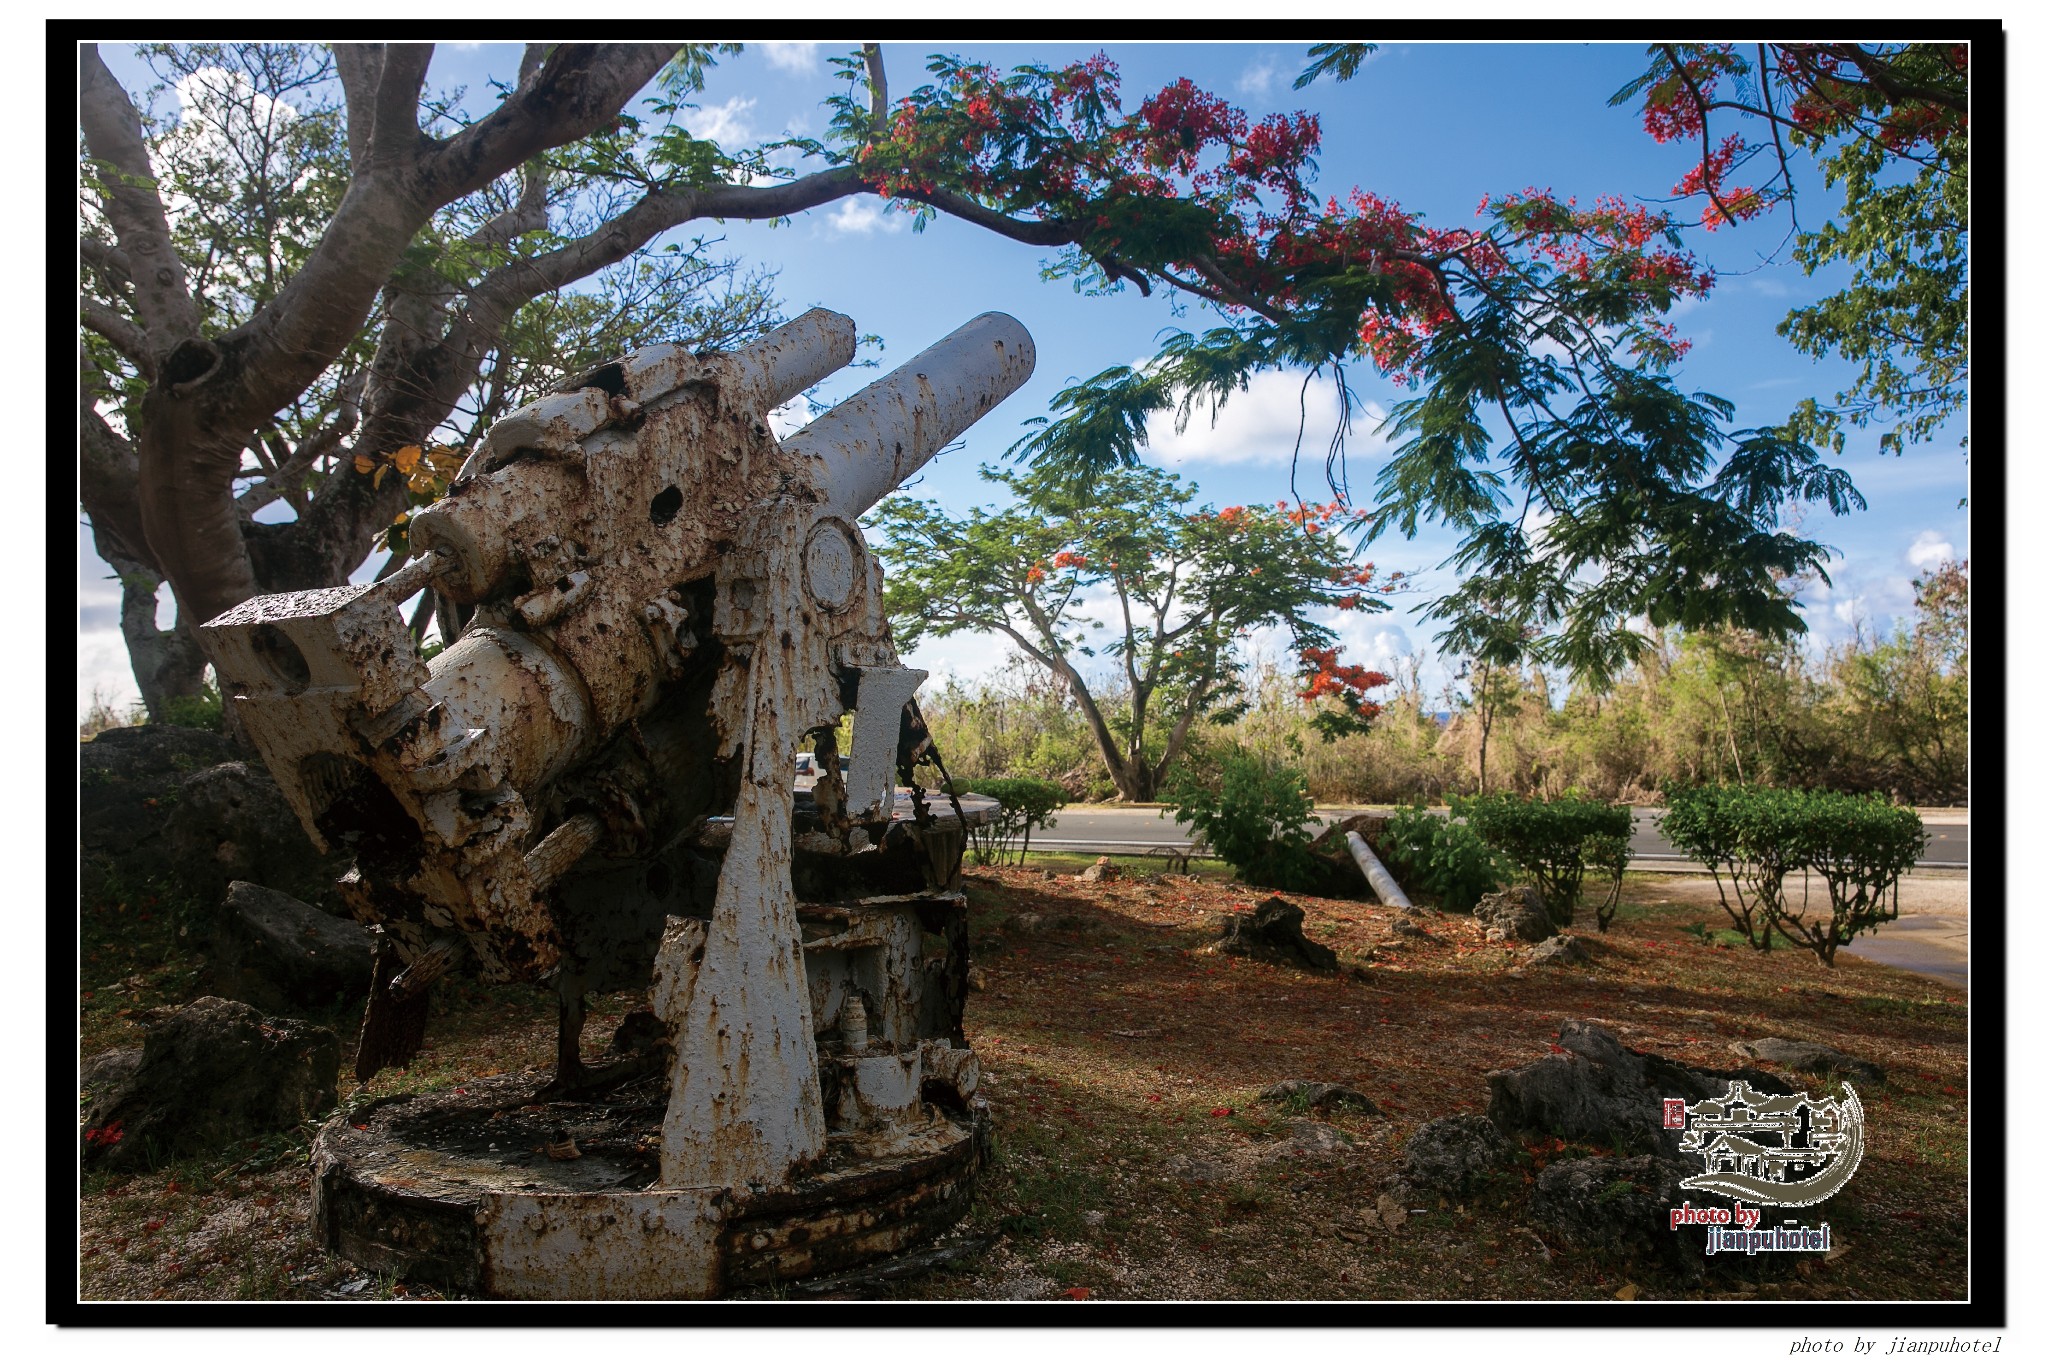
[75,861,1968,1302]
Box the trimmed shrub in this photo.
[1460,792,1635,929]
[952,776,1068,866]
[1659,784,1926,964]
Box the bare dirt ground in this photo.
[1641,871,1969,989]
[77,859,1969,1304]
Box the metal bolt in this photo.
[841,995,869,1051]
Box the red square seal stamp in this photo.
[1662,1099,1688,1129]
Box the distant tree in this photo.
[875,465,1388,801]
[1826,559,1969,802]
[1436,577,1539,795]
[1909,558,1969,674]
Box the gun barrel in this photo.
[731,307,857,413]
[780,312,1036,518]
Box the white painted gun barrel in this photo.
[780,311,1036,519]
[592,306,858,426]
[706,306,857,415]
[1346,831,1413,909]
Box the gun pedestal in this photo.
[201,310,1033,1298]
[309,794,998,1299]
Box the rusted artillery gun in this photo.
[198,308,1033,1296]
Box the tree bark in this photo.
[102,546,210,718]
[85,43,685,628]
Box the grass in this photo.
[75,863,1969,1302]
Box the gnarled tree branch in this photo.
[81,293,155,379]
[79,45,201,357]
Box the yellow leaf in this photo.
[353,452,376,475]
[391,444,423,475]
[373,464,389,490]
[392,511,411,526]
[426,445,466,472]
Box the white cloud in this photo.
[1139,367,1389,470]
[76,562,142,722]
[1906,529,1955,570]
[760,42,822,73]
[1237,58,1282,98]
[1830,596,1864,628]
[1749,276,1791,298]
[78,624,140,724]
[766,397,811,439]
[683,95,757,146]
[902,633,1014,687]
[1331,619,1414,673]
[826,198,903,236]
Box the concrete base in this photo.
[311,1071,989,1299]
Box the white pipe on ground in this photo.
[1346,831,1413,909]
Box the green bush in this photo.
[1658,784,1926,964]
[1377,805,1510,915]
[1581,831,1631,932]
[1459,792,1634,928]
[953,776,1068,866]
[1778,789,1926,964]
[1660,783,1809,951]
[1165,751,1321,892]
[153,690,224,731]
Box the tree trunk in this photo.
[135,351,266,625]
[106,551,210,718]
[1476,664,1494,796]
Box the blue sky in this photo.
[77,39,1971,720]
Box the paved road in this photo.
[1029,803,1969,869]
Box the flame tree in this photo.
[874,465,1387,801]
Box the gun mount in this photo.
[198,308,1034,1297]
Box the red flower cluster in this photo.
[1135,78,1246,172]
[1276,497,1348,535]
[1298,646,1390,720]
[1051,549,1090,570]
[84,1121,124,1148]
[1636,44,1963,231]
